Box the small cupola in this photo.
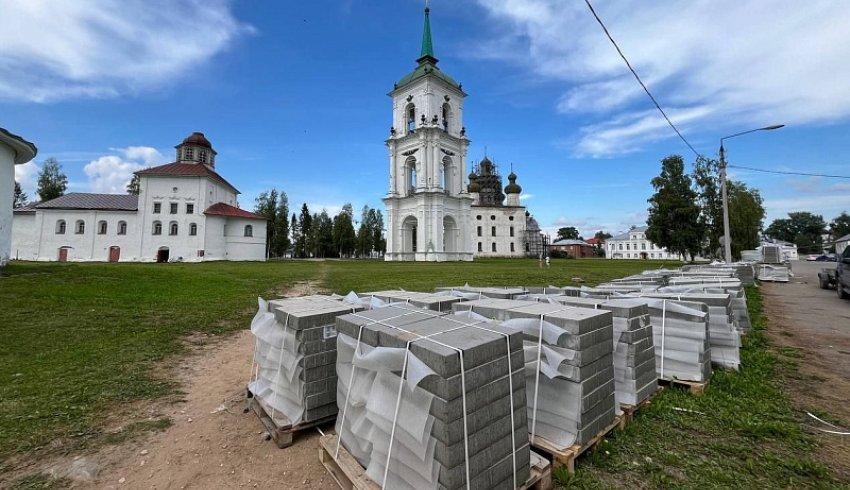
[505,171,522,194]
[175,132,218,169]
[467,172,480,193]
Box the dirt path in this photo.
[59,266,339,489]
[762,261,850,482]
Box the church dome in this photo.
[181,132,212,149]
[479,156,493,175]
[505,172,522,194]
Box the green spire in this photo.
[417,4,438,64]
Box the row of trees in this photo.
[254,190,385,259]
[646,155,766,261]
[765,211,850,253]
[12,157,68,208]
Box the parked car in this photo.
[815,254,837,262]
[837,247,850,300]
[806,254,820,261]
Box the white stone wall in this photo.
[12,209,139,261]
[223,217,266,261]
[472,207,526,258]
[0,144,14,263]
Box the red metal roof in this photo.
[204,203,267,220]
[136,162,238,193]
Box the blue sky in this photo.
[4,0,850,238]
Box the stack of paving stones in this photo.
[659,285,751,332]
[454,299,617,449]
[434,285,529,300]
[334,303,530,490]
[548,296,658,408]
[356,290,466,312]
[632,292,740,370]
[681,263,755,286]
[639,298,712,382]
[249,295,365,425]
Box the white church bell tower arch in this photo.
[383,5,473,261]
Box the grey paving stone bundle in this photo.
[334,304,530,490]
[546,296,658,407]
[640,298,712,382]
[757,264,790,282]
[659,285,751,332]
[453,301,617,449]
[629,292,739,370]
[681,263,755,286]
[356,290,466,312]
[434,285,529,300]
[248,295,364,425]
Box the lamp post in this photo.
[719,124,784,263]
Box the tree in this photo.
[726,181,765,258]
[692,156,723,258]
[765,212,827,253]
[290,212,301,258]
[298,204,313,257]
[692,156,767,259]
[646,155,703,261]
[830,211,850,239]
[13,181,28,208]
[254,189,289,258]
[592,231,612,257]
[126,174,141,195]
[556,227,580,241]
[332,204,356,258]
[370,208,385,255]
[36,157,68,202]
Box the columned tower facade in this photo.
[383,6,473,261]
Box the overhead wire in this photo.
[582,0,702,159]
[728,165,850,179]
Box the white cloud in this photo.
[0,0,253,103]
[519,193,534,201]
[83,146,165,193]
[473,0,850,156]
[785,177,822,194]
[117,146,168,166]
[14,160,40,197]
[827,182,850,193]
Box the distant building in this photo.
[548,239,595,258]
[761,239,799,261]
[606,226,684,260]
[467,156,541,257]
[1,127,37,266]
[11,132,267,263]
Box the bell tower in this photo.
[383,5,473,261]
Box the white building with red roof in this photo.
[11,133,267,262]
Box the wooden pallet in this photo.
[318,434,552,490]
[659,378,706,395]
[245,390,336,449]
[529,414,622,473]
[618,399,651,428]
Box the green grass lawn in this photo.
[2,258,839,488]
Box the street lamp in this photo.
[719,124,784,263]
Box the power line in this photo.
[583,0,702,159]
[728,164,850,179]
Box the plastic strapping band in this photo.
[660,299,667,380]
[335,308,428,458]
[269,312,290,422]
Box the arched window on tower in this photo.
[169,221,178,236]
[244,225,253,237]
[442,103,451,132]
[406,157,417,195]
[56,220,66,234]
[406,104,416,134]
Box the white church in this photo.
[11,132,267,262]
[383,6,542,261]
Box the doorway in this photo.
[157,247,170,263]
[58,248,69,262]
[109,246,120,262]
